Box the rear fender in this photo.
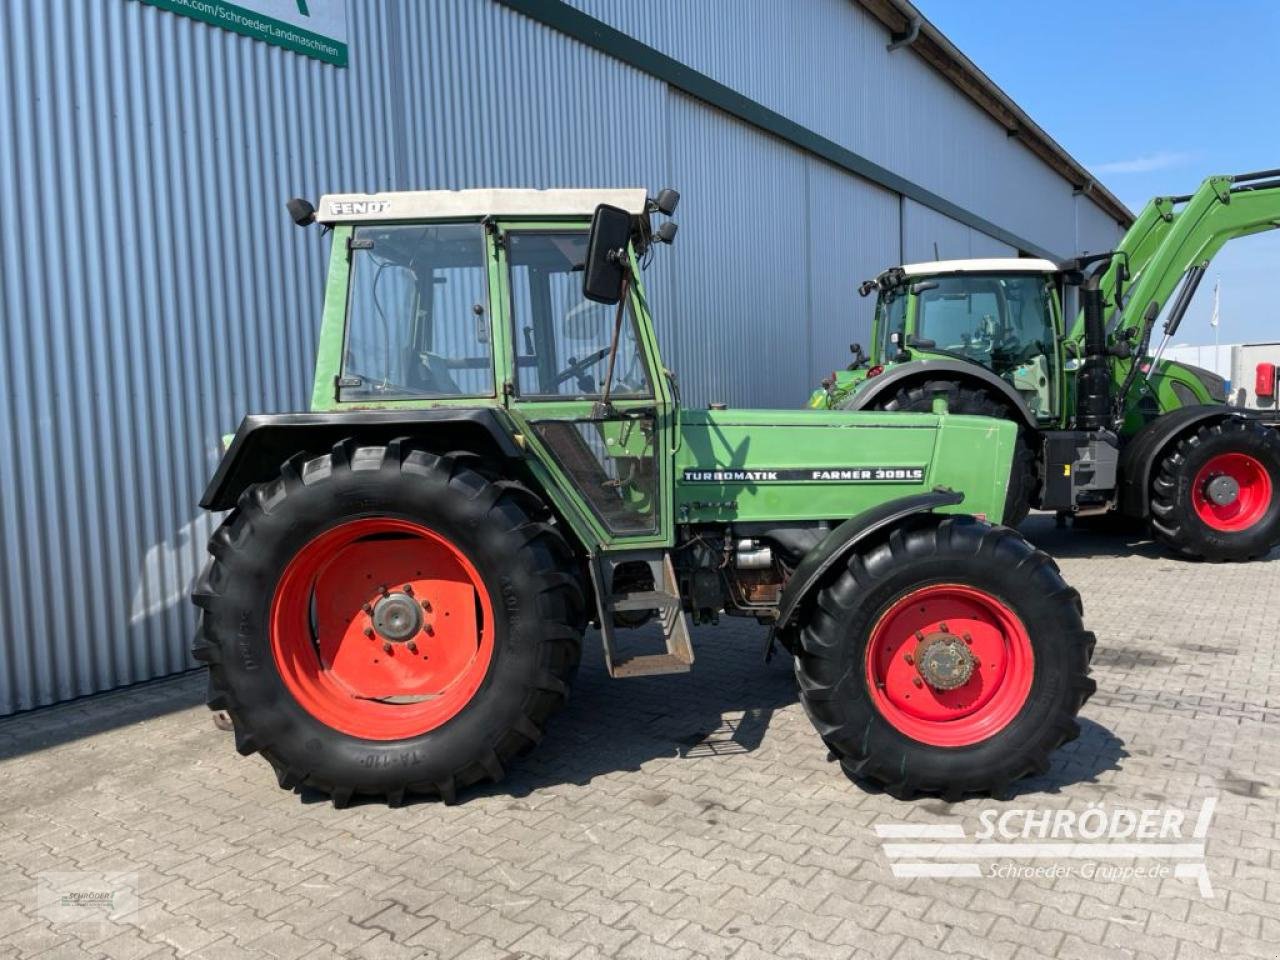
[846,360,1040,431]
[771,487,965,646]
[200,409,522,511]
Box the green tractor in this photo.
[193,188,1094,806]
[810,171,1280,560]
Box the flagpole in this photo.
[1211,278,1220,369]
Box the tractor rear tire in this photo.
[192,440,584,806]
[1150,417,1280,562]
[861,381,1037,527]
[794,516,1095,800]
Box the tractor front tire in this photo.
[192,440,584,806]
[862,381,1037,527]
[794,516,1095,800]
[1150,417,1280,562]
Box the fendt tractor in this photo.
[192,188,1095,806]
[810,170,1280,561]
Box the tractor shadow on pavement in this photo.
[1017,513,1171,560]
[467,624,801,801]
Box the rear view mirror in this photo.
[583,204,632,304]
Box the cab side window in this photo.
[507,232,652,399]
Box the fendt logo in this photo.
[328,199,391,217]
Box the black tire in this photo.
[191,439,585,806]
[1149,417,1280,562]
[858,380,1037,527]
[794,516,1095,800]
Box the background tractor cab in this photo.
[836,259,1067,422]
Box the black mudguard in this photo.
[845,359,1040,431]
[200,409,523,511]
[1117,405,1245,517]
[770,487,965,646]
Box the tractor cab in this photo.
[813,259,1066,421]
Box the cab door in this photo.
[493,224,675,551]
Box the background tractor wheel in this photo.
[855,380,1037,526]
[1150,417,1280,562]
[192,439,584,806]
[794,516,1095,800]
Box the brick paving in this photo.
[1,516,1278,959]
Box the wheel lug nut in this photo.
[363,626,374,638]
[382,642,393,654]
[361,602,372,614]
[963,633,972,644]
[915,631,924,641]
[380,584,390,597]
[407,641,418,654]
[403,584,414,596]
[422,600,432,611]
[904,652,914,665]
[424,624,434,636]
[913,677,923,688]
[940,622,949,633]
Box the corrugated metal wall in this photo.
[0,0,1122,714]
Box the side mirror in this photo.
[906,335,937,349]
[286,197,316,226]
[654,221,678,244]
[583,204,633,304]
[654,188,680,216]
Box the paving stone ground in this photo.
[2,516,1278,960]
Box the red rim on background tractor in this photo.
[270,518,495,741]
[864,584,1034,747]
[1192,452,1273,532]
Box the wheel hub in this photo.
[1204,473,1240,507]
[371,591,425,642]
[914,632,978,691]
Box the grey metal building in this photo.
[0,0,1131,715]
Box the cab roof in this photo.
[899,257,1060,276]
[316,188,650,224]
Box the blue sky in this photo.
[918,0,1280,346]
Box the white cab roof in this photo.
[900,257,1059,275]
[316,188,650,224]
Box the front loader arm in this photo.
[1064,195,1178,345]
[1111,172,1280,353]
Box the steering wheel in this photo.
[547,347,610,390]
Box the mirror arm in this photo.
[593,265,631,418]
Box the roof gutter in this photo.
[857,0,1134,228]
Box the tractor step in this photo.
[608,591,681,612]
[590,551,694,679]
[610,653,692,678]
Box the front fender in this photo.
[771,487,965,643]
[1117,405,1242,517]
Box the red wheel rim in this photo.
[864,584,1034,747]
[1192,452,1272,532]
[270,518,495,741]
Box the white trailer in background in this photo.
[1231,342,1280,410]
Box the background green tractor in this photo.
[811,170,1280,560]
[193,188,1094,807]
